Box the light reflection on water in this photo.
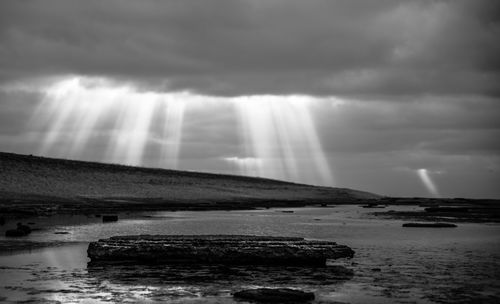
[0,205,499,303]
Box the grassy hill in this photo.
[0,152,379,215]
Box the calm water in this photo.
[0,205,499,303]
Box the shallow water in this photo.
[0,205,499,303]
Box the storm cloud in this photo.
[0,0,499,198]
[1,0,499,96]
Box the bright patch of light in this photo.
[223,156,262,177]
[233,95,335,186]
[105,92,158,165]
[417,168,440,197]
[30,76,337,186]
[160,97,186,169]
[33,76,187,168]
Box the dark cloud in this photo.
[315,96,500,155]
[1,0,499,198]
[1,0,499,96]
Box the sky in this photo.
[0,0,499,198]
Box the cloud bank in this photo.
[1,0,498,96]
[0,0,499,198]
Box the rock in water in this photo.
[424,207,469,213]
[16,223,31,234]
[402,222,457,228]
[5,229,27,237]
[5,223,32,237]
[87,235,354,266]
[102,215,118,222]
[233,288,315,303]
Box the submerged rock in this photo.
[17,223,31,234]
[424,207,469,213]
[87,235,354,266]
[361,203,386,208]
[5,223,32,237]
[54,231,70,234]
[233,288,314,303]
[102,215,118,222]
[5,229,26,237]
[402,222,457,228]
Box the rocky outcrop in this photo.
[87,235,354,266]
[233,288,314,303]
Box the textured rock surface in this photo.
[233,288,315,303]
[87,235,354,265]
[402,222,457,228]
[102,215,118,222]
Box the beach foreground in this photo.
[0,206,499,303]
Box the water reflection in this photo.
[87,263,354,286]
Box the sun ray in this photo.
[67,85,122,158]
[233,95,334,186]
[106,92,158,166]
[31,77,335,186]
[417,168,441,197]
[37,78,83,156]
[159,95,186,169]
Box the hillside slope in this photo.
[0,152,379,214]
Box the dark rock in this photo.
[371,268,382,272]
[54,231,70,234]
[281,210,294,213]
[233,288,314,303]
[17,223,31,234]
[6,223,32,237]
[102,215,118,222]
[5,229,27,237]
[0,217,5,225]
[87,235,355,266]
[402,222,457,228]
[425,207,469,213]
[361,203,386,208]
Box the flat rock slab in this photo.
[233,288,314,303]
[402,222,457,228]
[87,235,354,266]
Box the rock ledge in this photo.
[87,235,354,266]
